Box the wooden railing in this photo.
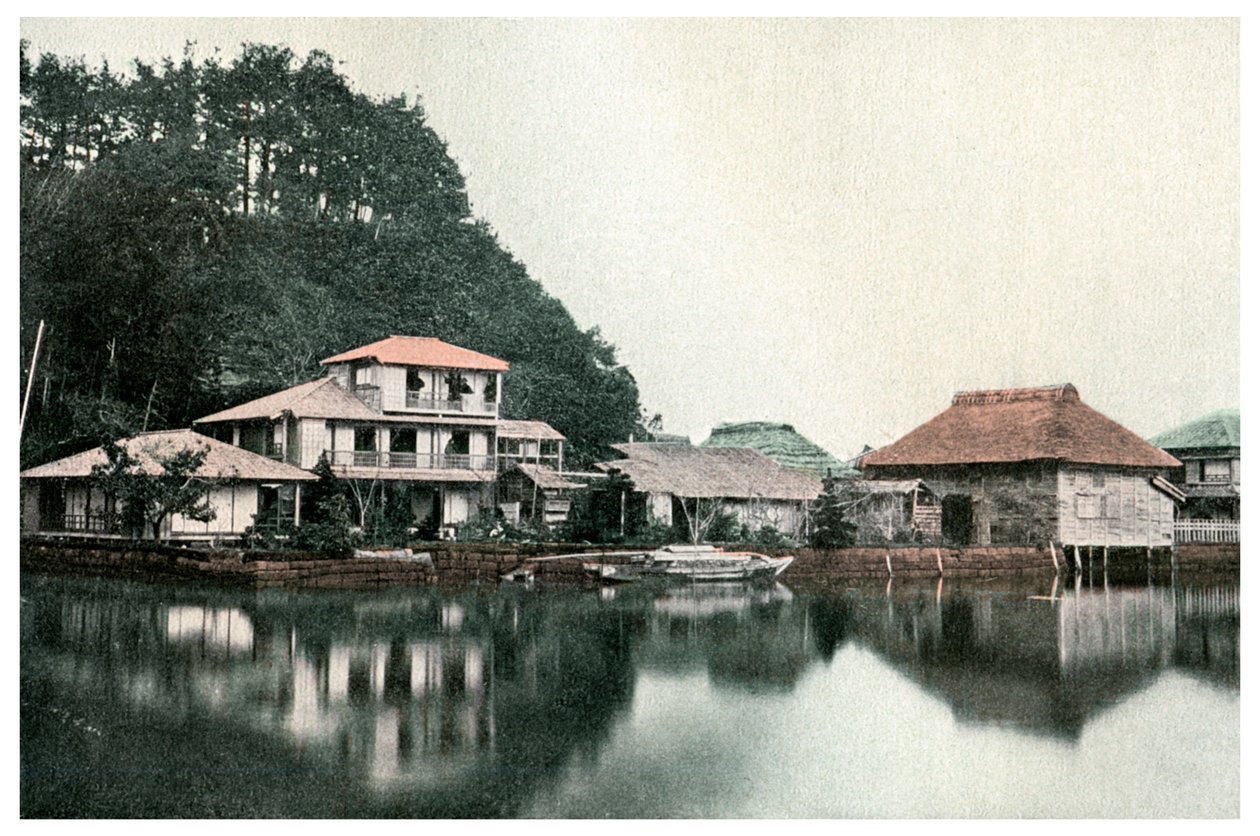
[60,513,119,533]
[1174,519,1240,543]
[404,391,496,415]
[325,449,495,471]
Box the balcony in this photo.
[325,449,496,472]
[404,390,497,416]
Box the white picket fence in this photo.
[1174,519,1240,543]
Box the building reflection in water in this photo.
[22,571,1239,814]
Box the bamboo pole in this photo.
[936,547,944,577]
[19,320,46,437]
[1048,540,1060,573]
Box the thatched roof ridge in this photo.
[1148,409,1240,451]
[196,377,378,424]
[19,429,316,481]
[862,384,1178,469]
[700,420,857,478]
[596,443,822,500]
[321,335,509,372]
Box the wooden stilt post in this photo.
[936,547,944,577]
[1048,540,1060,574]
[885,552,894,578]
[1073,545,1082,573]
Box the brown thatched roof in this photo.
[19,430,316,482]
[862,384,1179,469]
[595,443,822,500]
[321,335,509,371]
[196,378,378,424]
[497,420,566,441]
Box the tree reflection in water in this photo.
[20,572,1238,817]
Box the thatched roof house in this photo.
[862,384,1181,548]
[700,421,858,479]
[20,429,314,540]
[863,384,1179,470]
[595,443,822,540]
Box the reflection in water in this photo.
[20,572,1238,817]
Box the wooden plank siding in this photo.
[1056,467,1174,547]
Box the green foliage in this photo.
[292,494,361,554]
[89,440,217,540]
[809,478,857,549]
[20,42,646,473]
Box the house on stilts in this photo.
[860,384,1184,549]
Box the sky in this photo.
[17,16,1241,459]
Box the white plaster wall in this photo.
[169,484,259,535]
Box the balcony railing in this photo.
[1174,519,1240,543]
[497,453,563,472]
[60,513,120,533]
[404,390,497,415]
[325,449,496,472]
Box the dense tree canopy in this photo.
[20,40,648,469]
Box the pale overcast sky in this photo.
[19,17,1240,459]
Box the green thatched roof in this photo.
[700,421,858,478]
[1149,409,1240,451]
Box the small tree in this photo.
[809,477,857,549]
[90,440,218,540]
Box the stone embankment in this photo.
[20,537,1238,589]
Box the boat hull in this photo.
[584,550,794,584]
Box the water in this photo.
[20,572,1239,818]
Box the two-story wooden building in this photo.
[195,336,566,535]
[1149,409,1240,539]
[861,384,1183,548]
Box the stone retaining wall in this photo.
[19,537,1238,589]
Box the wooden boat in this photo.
[583,544,794,584]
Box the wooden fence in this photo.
[1174,519,1240,544]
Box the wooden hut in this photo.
[861,384,1183,548]
[700,421,859,479]
[20,429,316,540]
[496,463,584,529]
[840,479,941,544]
[594,443,823,541]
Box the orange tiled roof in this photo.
[321,336,509,372]
[862,384,1180,469]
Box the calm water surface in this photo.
[20,571,1239,818]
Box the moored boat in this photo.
[583,544,793,584]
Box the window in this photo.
[1091,472,1106,489]
[1076,494,1100,519]
[1203,460,1231,483]
[406,368,427,392]
[354,427,377,452]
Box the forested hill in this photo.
[19,41,647,469]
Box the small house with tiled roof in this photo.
[861,384,1182,548]
[594,443,823,541]
[19,429,315,540]
[194,336,566,536]
[1149,409,1240,522]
